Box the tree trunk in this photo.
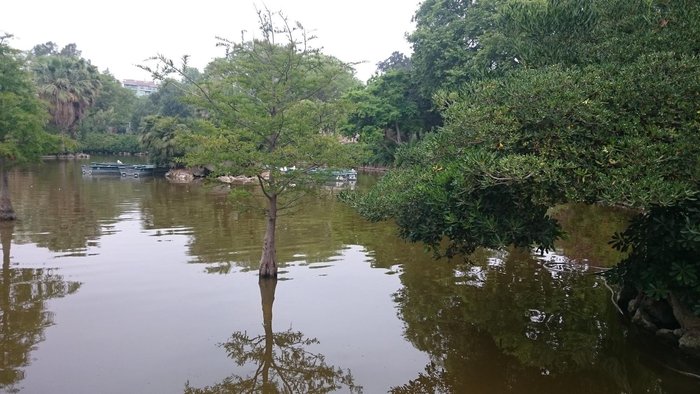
[260,278,276,393]
[259,194,278,278]
[0,160,16,221]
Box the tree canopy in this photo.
[345,0,700,319]
[0,38,51,164]
[145,9,361,277]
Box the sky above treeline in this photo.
[2,0,421,83]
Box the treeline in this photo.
[0,39,201,158]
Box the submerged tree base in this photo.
[259,260,278,279]
[0,212,16,221]
[0,206,16,221]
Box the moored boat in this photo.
[81,162,128,175]
[82,162,167,177]
[120,164,168,178]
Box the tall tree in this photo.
[342,70,422,164]
[145,9,359,278]
[343,61,439,165]
[0,36,53,220]
[408,0,506,98]
[32,52,102,139]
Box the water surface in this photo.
[1,159,698,393]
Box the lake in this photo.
[1,159,698,393]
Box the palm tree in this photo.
[33,55,101,138]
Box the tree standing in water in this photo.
[0,36,52,221]
[145,9,359,277]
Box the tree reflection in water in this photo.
[0,222,81,392]
[185,279,362,394]
[390,246,690,393]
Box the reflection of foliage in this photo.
[389,362,449,394]
[0,268,80,390]
[550,203,632,267]
[11,161,134,252]
[140,183,358,271]
[1,223,81,391]
[185,280,362,393]
[185,328,361,394]
[391,246,673,393]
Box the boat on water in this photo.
[81,162,128,175]
[81,162,166,178]
[120,164,168,178]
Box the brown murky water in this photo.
[1,159,698,393]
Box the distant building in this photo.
[122,79,158,96]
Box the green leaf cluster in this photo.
[148,10,361,203]
[609,197,700,314]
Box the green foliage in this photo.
[608,197,700,313]
[434,53,700,208]
[147,9,360,199]
[348,0,700,309]
[375,51,411,74]
[342,149,564,257]
[342,68,437,165]
[0,37,54,164]
[138,115,188,165]
[409,0,506,97]
[78,72,138,135]
[409,0,700,98]
[146,78,195,119]
[31,50,102,138]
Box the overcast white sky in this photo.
[1,0,421,83]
